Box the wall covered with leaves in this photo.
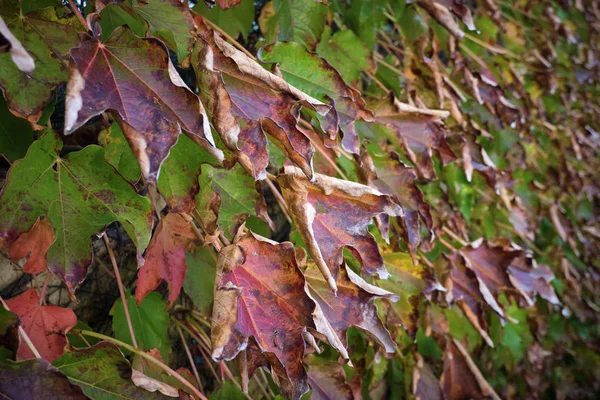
[0,0,598,399]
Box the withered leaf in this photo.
[65,26,220,182]
[6,288,77,362]
[508,256,560,307]
[211,232,315,400]
[304,262,398,358]
[306,357,354,400]
[371,96,455,180]
[278,166,403,292]
[136,213,197,305]
[413,354,443,400]
[9,216,54,275]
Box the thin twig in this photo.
[297,120,350,180]
[442,226,468,246]
[239,350,249,394]
[363,70,390,93]
[438,236,459,253]
[38,273,50,306]
[78,330,208,400]
[264,176,292,224]
[67,0,87,30]
[103,234,138,348]
[464,33,520,59]
[374,54,408,78]
[177,325,204,391]
[0,297,42,359]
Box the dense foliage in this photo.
[0,0,598,399]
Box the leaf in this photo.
[65,26,221,182]
[0,358,87,399]
[440,338,500,400]
[0,1,81,121]
[110,292,171,361]
[193,0,255,41]
[371,96,455,180]
[209,381,246,400]
[215,0,242,10]
[0,15,35,72]
[0,95,33,162]
[183,245,217,314]
[99,121,142,182]
[277,166,403,292]
[5,288,77,362]
[508,256,560,307]
[417,0,465,39]
[260,41,374,154]
[9,216,53,274]
[317,27,369,84]
[306,357,354,400]
[192,28,330,180]
[0,133,153,291]
[211,232,315,400]
[131,349,195,398]
[0,307,19,357]
[304,262,397,359]
[53,341,172,399]
[158,134,214,213]
[97,0,147,41]
[274,0,329,50]
[413,354,443,400]
[136,213,197,305]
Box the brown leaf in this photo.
[306,357,354,400]
[65,26,221,182]
[9,216,54,274]
[5,288,77,362]
[136,213,197,305]
[211,232,316,400]
[413,354,443,400]
[508,256,560,307]
[277,166,403,292]
[305,262,398,358]
[418,0,465,39]
[192,28,330,180]
[441,339,500,400]
[371,95,455,180]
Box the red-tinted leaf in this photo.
[305,262,397,358]
[278,166,403,292]
[211,232,315,400]
[136,213,197,305]
[65,26,220,182]
[217,0,242,10]
[372,96,455,180]
[9,216,53,274]
[441,339,500,400]
[5,288,77,362]
[0,358,86,399]
[306,358,354,400]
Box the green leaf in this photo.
[0,1,82,120]
[158,134,214,213]
[0,132,153,291]
[275,0,328,49]
[193,0,255,41]
[397,5,427,42]
[98,1,147,41]
[66,322,101,349]
[53,342,171,399]
[317,27,369,83]
[183,246,217,314]
[98,122,142,182]
[210,381,246,400]
[0,95,33,162]
[110,292,170,361]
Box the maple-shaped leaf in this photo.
[413,354,443,400]
[192,28,330,180]
[0,358,87,399]
[136,213,197,305]
[260,41,374,154]
[9,216,54,274]
[359,149,433,259]
[508,256,560,307]
[53,342,171,399]
[371,95,455,180]
[459,238,523,320]
[306,357,354,400]
[441,339,500,400]
[277,166,403,292]
[0,1,81,121]
[378,252,443,338]
[0,133,153,291]
[6,288,77,362]
[211,232,315,400]
[304,262,397,358]
[65,25,220,182]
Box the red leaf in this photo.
[65,26,220,182]
[211,232,315,400]
[306,358,354,400]
[9,216,54,275]
[277,166,403,292]
[5,288,77,362]
[136,213,197,305]
[304,262,397,358]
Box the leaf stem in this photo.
[0,296,42,359]
[102,234,138,349]
[177,325,204,391]
[264,175,292,224]
[437,236,459,253]
[66,0,87,30]
[39,272,50,306]
[77,329,208,400]
[441,226,468,246]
